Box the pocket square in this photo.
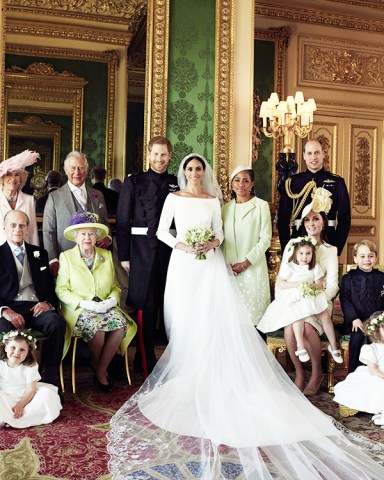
[99,203,105,209]
[40,266,47,271]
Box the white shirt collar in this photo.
[68,182,87,196]
[7,240,25,253]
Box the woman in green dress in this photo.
[222,165,272,330]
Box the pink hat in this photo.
[0,150,39,178]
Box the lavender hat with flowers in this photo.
[64,211,109,242]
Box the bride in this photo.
[108,154,384,479]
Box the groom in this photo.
[116,136,178,375]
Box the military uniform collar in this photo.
[148,168,168,178]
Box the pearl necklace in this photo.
[5,193,18,202]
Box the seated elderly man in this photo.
[0,210,65,386]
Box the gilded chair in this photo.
[59,335,133,394]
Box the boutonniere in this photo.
[33,251,40,259]
[91,193,98,199]
[169,184,178,192]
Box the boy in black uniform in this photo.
[340,240,384,373]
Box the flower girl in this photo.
[258,236,343,363]
[0,330,62,428]
[334,311,384,426]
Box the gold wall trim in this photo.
[6,19,131,46]
[317,100,384,117]
[349,225,376,236]
[0,3,5,158]
[255,1,384,33]
[299,35,384,93]
[214,0,235,201]
[5,45,118,176]
[6,0,146,29]
[144,0,170,164]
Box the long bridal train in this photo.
[108,195,384,479]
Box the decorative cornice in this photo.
[6,44,119,63]
[214,0,235,202]
[6,19,131,46]
[6,0,146,31]
[255,1,384,34]
[316,100,384,116]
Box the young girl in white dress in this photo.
[108,154,384,479]
[0,330,62,428]
[258,237,343,364]
[334,311,384,426]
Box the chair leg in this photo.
[137,310,148,379]
[71,337,79,394]
[59,361,65,393]
[327,352,335,394]
[124,348,131,386]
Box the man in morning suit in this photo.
[278,139,351,255]
[43,151,110,277]
[116,136,178,374]
[0,210,65,385]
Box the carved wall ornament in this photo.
[349,225,375,236]
[351,124,377,218]
[214,0,235,202]
[144,0,170,152]
[299,35,384,92]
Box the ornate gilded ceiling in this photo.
[6,0,147,33]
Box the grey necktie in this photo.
[14,246,25,265]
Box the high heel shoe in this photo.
[303,374,324,396]
[93,375,112,393]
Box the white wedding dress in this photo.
[108,194,384,479]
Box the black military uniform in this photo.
[340,268,384,373]
[116,169,178,373]
[278,168,351,255]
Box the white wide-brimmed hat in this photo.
[230,165,253,182]
[64,211,109,242]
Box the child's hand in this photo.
[352,319,365,333]
[12,402,24,418]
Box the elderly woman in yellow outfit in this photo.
[55,211,136,392]
[222,165,272,334]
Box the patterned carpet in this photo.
[1,360,384,480]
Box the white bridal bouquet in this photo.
[299,281,325,298]
[185,226,214,260]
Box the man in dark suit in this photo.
[35,170,62,215]
[0,210,65,386]
[278,140,351,255]
[116,136,178,374]
[43,151,110,277]
[90,166,119,215]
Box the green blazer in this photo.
[55,245,137,357]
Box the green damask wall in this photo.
[254,40,275,203]
[5,54,108,175]
[166,0,216,174]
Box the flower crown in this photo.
[2,330,37,349]
[366,312,384,336]
[288,236,317,252]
